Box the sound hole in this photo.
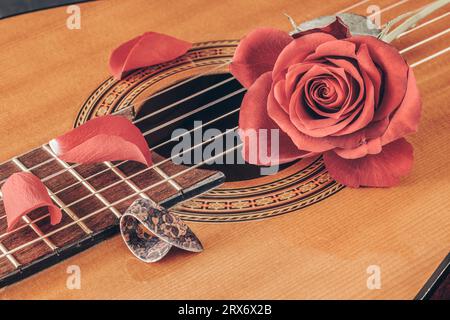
[134,73,292,182]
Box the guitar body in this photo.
[0,0,449,299]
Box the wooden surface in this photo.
[0,0,449,299]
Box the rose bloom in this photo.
[231,19,421,187]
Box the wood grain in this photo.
[0,0,449,299]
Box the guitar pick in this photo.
[120,198,203,262]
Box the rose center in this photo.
[307,77,341,110]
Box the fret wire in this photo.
[0,242,20,268]
[11,157,92,235]
[42,145,122,219]
[21,215,57,251]
[104,161,152,201]
[0,150,54,185]
[0,143,243,259]
[153,166,182,191]
[0,188,57,250]
[0,211,50,240]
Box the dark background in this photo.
[0,0,88,18]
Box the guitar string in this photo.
[0,0,431,186]
[0,4,446,230]
[336,0,370,14]
[0,36,448,254]
[0,1,448,254]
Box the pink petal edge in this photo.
[323,138,414,188]
[2,172,62,231]
[49,115,152,166]
[230,28,293,88]
[239,72,309,165]
[109,32,192,80]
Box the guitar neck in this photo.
[0,140,224,287]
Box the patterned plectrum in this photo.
[119,198,203,262]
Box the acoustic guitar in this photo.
[0,0,448,299]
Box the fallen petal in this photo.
[49,115,152,166]
[109,32,192,80]
[2,172,62,231]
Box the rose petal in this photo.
[239,72,309,164]
[230,28,293,88]
[381,68,421,145]
[333,137,382,159]
[304,39,357,61]
[2,172,62,231]
[49,115,152,166]
[287,65,362,137]
[272,32,337,82]
[268,84,334,153]
[323,138,414,187]
[348,36,409,120]
[293,17,351,40]
[328,58,375,136]
[109,32,192,80]
[323,118,389,149]
[355,43,382,107]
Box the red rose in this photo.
[231,19,421,187]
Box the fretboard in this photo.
[0,143,224,287]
